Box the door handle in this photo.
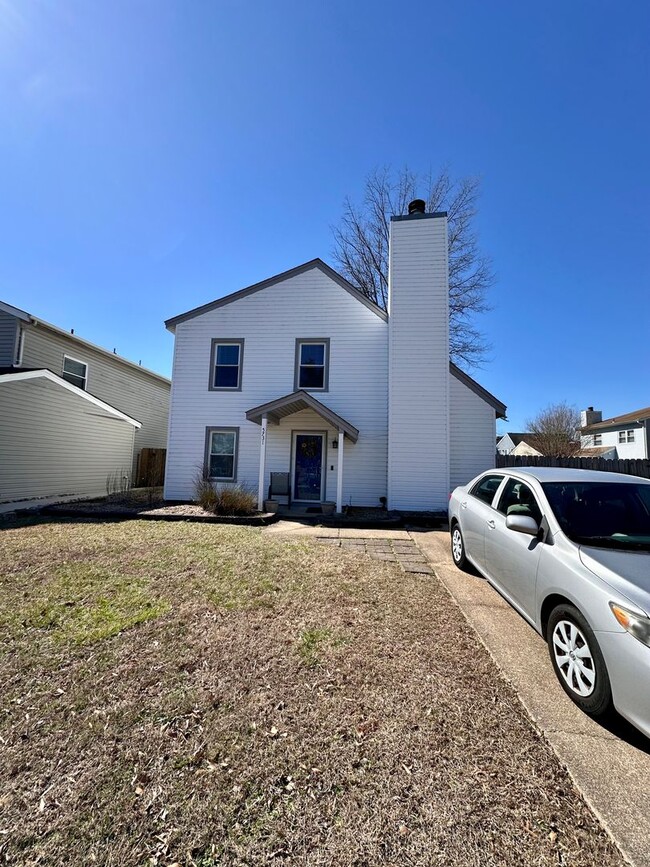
[461,501,468,510]
[487,520,496,529]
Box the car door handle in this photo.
[461,501,468,510]
[487,520,496,529]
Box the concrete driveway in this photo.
[415,527,650,867]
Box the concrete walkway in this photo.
[262,520,432,573]
[415,527,650,867]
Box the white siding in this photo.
[0,377,135,502]
[165,265,388,504]
[20,323,170,472]
[581,426,647,459]
[0,310,18,366]
[387,215,450,511]
[449,374,498,490]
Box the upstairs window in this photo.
[210,339,244,391]
[295,339,329,391]
[619,430,635,444]
[62,356,87,390]
[593,434,602,445]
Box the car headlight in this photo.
[610,603,650,648]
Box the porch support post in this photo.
[336,429,344,513]
[257,413,268,511]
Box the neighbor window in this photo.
[295,339,329,391]
[593,434,602,445]
[210,339,244,390]
[205,427,238,480]
[62,356,87,390]
[618,430,635,444]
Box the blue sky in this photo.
[0,0,648,432]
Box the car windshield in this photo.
[542,481,650,551]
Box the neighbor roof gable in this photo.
[0,369,142,427]
[581,406,650,431]
[164,258,388,332]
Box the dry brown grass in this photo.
[0,518,624,866]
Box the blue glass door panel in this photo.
[294,434,323,500]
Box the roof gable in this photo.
[165,259,388,332]
[0,369,142,427]
[450,362,507,418]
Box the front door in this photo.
[293,433,325,502]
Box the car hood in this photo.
[579,546,650,616]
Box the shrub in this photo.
[193,471,219,512]
[193,471,257,515]
[212,484,257,516]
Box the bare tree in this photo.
[526,402,581,457]
[331,166,494,368]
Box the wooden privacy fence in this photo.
[496,453,650,480]
[135,448,167,487]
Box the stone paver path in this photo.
[316,535,432,574]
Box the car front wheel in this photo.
[451,523,468,570]
[547,603,613,718]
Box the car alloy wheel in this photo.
[451,524,467,570]
[547,603,612,718]
[552,619,595,697]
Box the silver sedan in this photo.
[448,467,650,739]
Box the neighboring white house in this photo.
[580,406,650,460]
[0,301,170,504]
[497,432,538,455]
[164,201,507,513]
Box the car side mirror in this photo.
[506,514,540,536]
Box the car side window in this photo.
[497,478,543,524]
[469,474,504,506]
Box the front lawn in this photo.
[0,519,623,865]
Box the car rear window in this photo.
[470,474,504,506]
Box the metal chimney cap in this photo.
[408,199,426,215]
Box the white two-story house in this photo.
[580,406,650,460]
[164,200,506,513]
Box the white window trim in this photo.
[62,354,88,390]
[593,434,602,445]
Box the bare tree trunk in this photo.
[331,166,494,368]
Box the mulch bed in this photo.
[44,495,279,526]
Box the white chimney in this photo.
[387,200,449,511]
[580,407,602,427]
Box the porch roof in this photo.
[245,390,359,443]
